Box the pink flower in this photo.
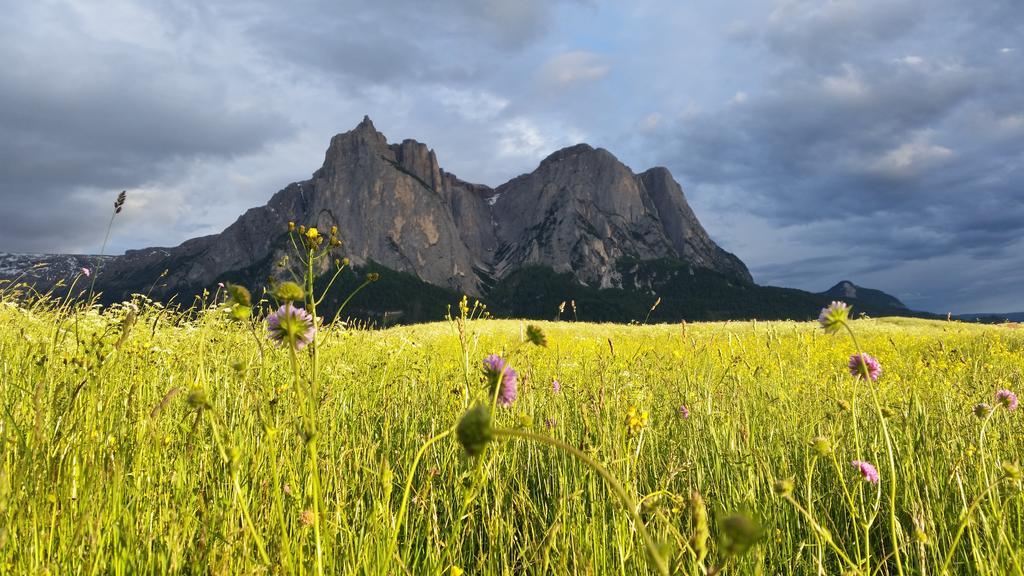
[852,460,880,484]
[996,389,1019,411]
[483,355,518,406]
[218,282,225,289]
[552,379,561,393]
[267,303,316,350]
[679,404,690,419]
[848,353,882,381]
[81,267,91,277]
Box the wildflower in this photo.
[852,460,880,485]
[81,267,91,277]
[366,272,380,282]
[456,403,493,456]
[848,353,882,381]
[545,417,557,430]
[818,301,850,333]
[300,509,316,526]
[288,221,296,232]
[679,404,691,419]
[773,477,795,497]
[273,281,305,303]
[483,354,518,406]
[217,282,225,289]
[552,379,561,393]
[974,402,993,419]
[306,227,319,241]
[625,405,649,436]
[996,389,1019,411]
[809,436,831,457]
[267,304,317,350]
[525,324,547,347]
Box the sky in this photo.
[1,0,1021,313]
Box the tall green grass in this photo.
[0,290,1022,574]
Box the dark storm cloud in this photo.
[639,0,1024,312]
[0,2,292,252]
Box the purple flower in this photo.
[267,303,316,350]
[848,353,882,381]
[552,379,561,393]
[996,389,1019,411]
[679,404,690,419]
[483,354,518,406]
[81,267,91,277]
[852,460,880,485]
[818,301,850,333]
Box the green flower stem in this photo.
[783,494,860,572]
[306,247,327,576]
[940,478,1004,573]
[268,425,294,574]
[206,413,271,566]
[827,451,863,561]
[843,321,905,576]
[493,428,670,576]
[389,425,455,564]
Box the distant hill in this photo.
[953,312,1024,323]
[821,280,907,310]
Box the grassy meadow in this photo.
[1,290,1023,574]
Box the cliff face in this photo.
[86,116,752,300]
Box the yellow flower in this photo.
[625,405,649,436]
[306,227,319,240]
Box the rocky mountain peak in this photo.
[62,118,752,302]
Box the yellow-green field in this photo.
[1,296,1023,574]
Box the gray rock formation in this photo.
[10,117,752,299]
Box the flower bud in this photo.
[773,477,795,497]
[226,283,252,306]
[810,436,832,457]
[187,388,210,410]
[456,403,493,457]
[274,281,306,303]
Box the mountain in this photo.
[1,118,928,323]
[821,280,907,311]
[54,117,750,300]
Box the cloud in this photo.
[634,0,1024,312]
[866,132,954,181]
[538,51,611,90]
